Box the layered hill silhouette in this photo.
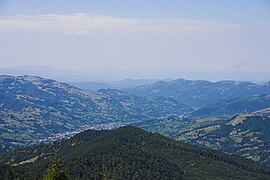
[124,78,270,108]
[1,126,269,179]
[191,94,270,118]
[2,74,270,177]
[0,75,190,152]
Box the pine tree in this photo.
[44,158,67,180]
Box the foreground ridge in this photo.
[1,126,269,179]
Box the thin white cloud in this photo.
[66,30,91,36]
[0,13,243,36]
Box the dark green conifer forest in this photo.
[1,127,269,179]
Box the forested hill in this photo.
[191,94,270,118]
[123,78,270,108]
[1,126,270,179]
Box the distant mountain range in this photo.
[1,126,269,179]
[2,65,270,82]
[137,112,270,165]
[191,94,270,118]
[124,78,270,108]
[0,75,189,152]
[1,74,270,173]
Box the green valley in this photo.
[0,75,190,153]
[137,113,270,165]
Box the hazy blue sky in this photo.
[0,0,270,73]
